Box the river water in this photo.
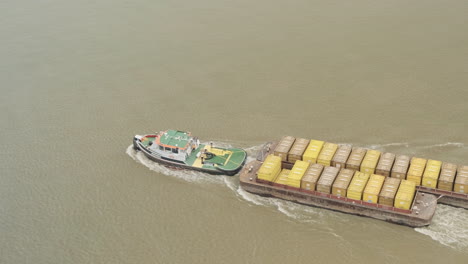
[1,0,468,263]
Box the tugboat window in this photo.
[165,147,171,152]
[159,145,164,151]
[172,148,178,154]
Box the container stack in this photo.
[394,180,416,210]
[317,142,338,166]
[360,150,381,174]
[257,154,282,182]
[316,166,340,194]
[379,177,401,207]
[274,169,291,185]
[347,171,370,200]
[407,158,427,186]
[375,152,396,177]
[331,144,352,169]
[421,160,442,189]
[346,148,367,171]
[332,169,354,197]
[287,138,309,163]
[274,136,295,162]
[438,163,457,191]
[455,166,468,193]
[286,160,310,188]
[301,163,324,191]
[363,174,385,203]
[302,140,324,163]
[391,155,410,179]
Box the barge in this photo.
[239,143,437,227]
[272,137,468,209]
[133,130,247,176]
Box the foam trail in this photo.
[421,142,466,149]
[415,204,468,251]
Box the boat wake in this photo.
[415,204,468,251]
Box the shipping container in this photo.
[360,150,381,174]
[438,163,457,191]
[302,140,325,163]
[391,155,410,179]
[317,142,338,166]
[394,180,416,210]
[346,148,367,171]
[316,166,340,194]
[375,152,396,177]
[331,144,352,169]
[274,136,295,161]
[379,177,401,207]
[274,169,291,185]
[286,160,310,188]
[407,158,427,186]
[257,154,282,182]
[332,169,354,197]
[287,138,310,163]
[421,160,442,189]
[455,165,468,194]
[363,174,385,203]
[347,171,370,200]
[301,163,324,191]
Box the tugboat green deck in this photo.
[133,130,247,176]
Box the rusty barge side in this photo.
[240,160,437,227]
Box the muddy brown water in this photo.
[1,0,468,263]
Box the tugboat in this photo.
[133,130,247,176]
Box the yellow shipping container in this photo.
[286,160,310,188]
[287,138,310,163]
[317,142,338,166]
[406,158,427,186]
[394,180,416,210]
[301,163,324,191]
[421,160,442,189]
[257,155,282,182]
[455,165,468,194]
[332,169,354,197]
[346,171,370,200]
[274,169,291,185]
[331,144,352,169]
[375,152,396,177]
[346,148,367,171]
[363,174,385,203]
[379,177,401,207]
[360,150,381,174]
[274,136,295,161]
[438,163,457,191]
[391,155,410,179]
[302,140,324,163]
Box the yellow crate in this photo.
[347,171,370,200]
[257,155,282,182]
[317,142,338,166]
[360,150,381,174]
[423,160,442,179]
[286,160,310,188]
[407,158,427,186]
[394,180,416,210]
[302,140,324,163]
[363,174,385,203]
[274,169,291,185]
